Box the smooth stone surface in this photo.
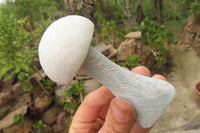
[43,106,58,125]
[34,95,53,112]
[84,79,101,93]
[125,31,142,39]
[0,105,27,129]
[94,43,110,56]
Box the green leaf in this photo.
[23,83,33,92]
[43,79,54,88]
[64,102,72,109]
[65,89,73,96]
[126,55,140,69]
[18,72,30,82]
[33,120,45,131]
[13,114,25,125]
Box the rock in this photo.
[53,123,68,133]
[108,44,117,58]
[0,106,11,120]
[53,123,64,133]
[181,14,200,44]
[12,82,24,96]
[34,95,53,112]
[0,89,12,106]
[39,125,53,133]
[116,39,138,61]
[184,14,200,34]
[43,106,58,125]
[3,119,32,133]
[56,112,66,124]
[18,93,32,107]
[125,31,142,40]
[3,125,23,133]
[0,105,27,129]
[94,43,110,56]
[84,79,101,93]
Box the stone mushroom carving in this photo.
[39,15,176,128]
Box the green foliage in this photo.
[1,0,65,21]
[64,81,85,125]
[97,19,127,47]
[23,83,33,92]
[0,13,37,81]
[94,0,125,24]
[140,18,177,65]
[65,81,84,96]
[18,72,30,82]
[33,120,46,132]
[190,0,200,15]
[13,114,25,125]
[0,0,57,93]
[155,56,166,66]
[126,55,140,69]
[43,79,54,89]
[119,54,140,69]
[99,20,116,43]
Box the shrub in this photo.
[140,18,177,65]
[126,54,140,69]
[0,13,37,81]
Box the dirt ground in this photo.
[151,48,200,132]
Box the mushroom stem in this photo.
[81,46,175,128]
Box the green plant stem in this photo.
[80,92,83,103]
[35,76,50,96]
[33,66,50,95]
[34,65,45,81]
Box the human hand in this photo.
[69,66,167,133]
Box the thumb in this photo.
[99,98,135,133]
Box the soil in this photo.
[151,48,200,132]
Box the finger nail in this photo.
[111,98,130,122]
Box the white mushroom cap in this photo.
[39,15,94,84]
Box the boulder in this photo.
[184,14,200,34]
[43,106,58,125]
[181,14,200,44]
[0,89,12,106]
[125,31,142,40]
[53,123,67,133]
[56,112,66,124]
[39,125,53,133]
[94,43,110,56]
[107,44,117,58]
[0,105,27,129]
[84,79,101,93]
[116,39,138,61]
[12,82,24,96]
[0,106,11,120]
[34,95,53,112]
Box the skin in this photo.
[69,66,167,133]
